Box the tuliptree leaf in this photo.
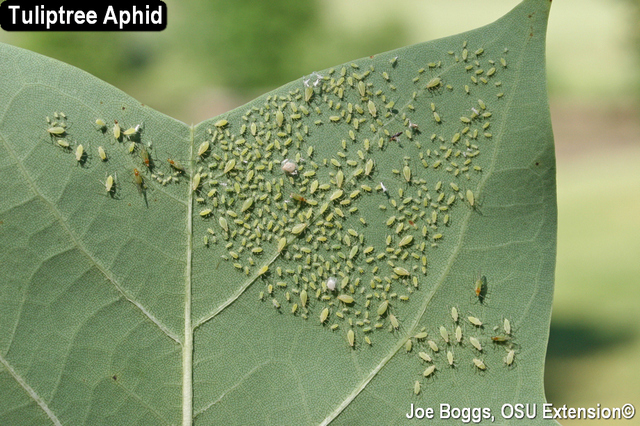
[0,0,557,424]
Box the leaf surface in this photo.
[0,0,557,424]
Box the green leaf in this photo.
[0,0,557,424]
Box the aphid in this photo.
[503,318,511,335]
[469,336,482,351]
[198,141,210,158]
[95,118,106,128]
[414,380,421,395]
[451,306,459,323]
[337,294,355,304]
[103,174,116,194]
[200,209,212,217]
[140,147,151,168]
[398,235,413,248]
[357,81,366,97]
[393,266,410,277]
[272,299,281,309]
[439,326,449,343]
[192,173,201,191]
[133,168,145,193]
[365,159,374,176]
[426,77,441,90]
[75,144,84,162]
[405,339,412,352]
[468,316,483,327]
[291,223,307,235]
[168,158,185,172]
[349,245,358,259]
[491,335,512,343]
[241,198,254,213]
[335,170,344,188]
[427,340,439,352]
[215,119,228,128]
[330,190,343,201]
[113,120,121,139]
[258,265,269,276]
[277,237,287,252]
[47,126,66,136]
[455,326,462,343]
[466,189,475,207]
[281,159,297,175]
[423,365,436,378]
[123,126,139,137]
[304,86,314,103]
[300,290,308,307]
[504,349,515,366]
[418,351,432,363]
[320,307,329,323]
[447,350,454,366]
[218,216,229,233]
[223,159,236,174]
[367,100,377,117]
[474,275,486,297]
[414,331,428,340]
[402,165,411,182]
[472,358,486,370]
[377,300,389,316]
[347,329,355,347]
[98,146,107,161]
[389,131,402,142]
[365,336,372,346]
[389,314,399,329]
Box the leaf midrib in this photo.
[183,124,195,426]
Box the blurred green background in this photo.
[2,0,639,423]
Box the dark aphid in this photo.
[389,131,403,142]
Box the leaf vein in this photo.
[0,354,62,426]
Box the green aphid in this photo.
[474,275,486,297]
[426,77,441,89]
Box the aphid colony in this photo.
[190,37,504,348]
[409,274,518,390]
[44,109,203,195]
[43,36,507,357]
